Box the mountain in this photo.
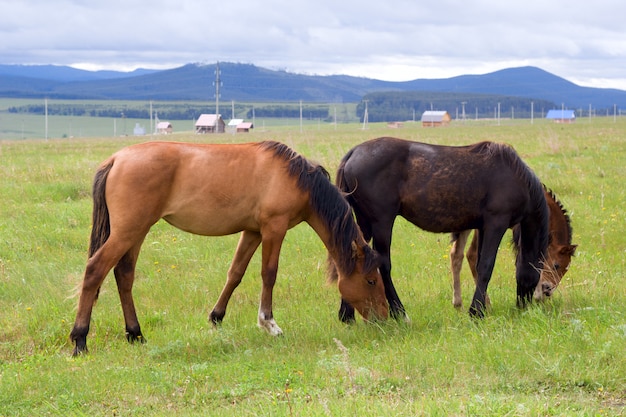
[402,67,626,110]
[0,64,158,82]
[0,63,624,109]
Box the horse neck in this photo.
[545,191,571,245]
[305,210,355,276]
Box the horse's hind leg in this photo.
[70,241,130,356]
[450,230,470,308]
[114,241,145,344]
[465,231,491,308]
[210,230,262,326]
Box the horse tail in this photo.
[335,148,355,196]
[89,159,114,258]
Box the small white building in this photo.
[133,123,146,136]
[421,111,451,127]
[546,109,576,123]
[156,121,173,134]
[195,114,225,133]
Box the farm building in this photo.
[227,119,244,133]
[421,111,451,127]
[546,109,576,123]
[195,114,225,133]
[156,122,173,134]
[133,123,146,136]
[236,122,254,133]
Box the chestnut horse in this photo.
[335,137,549,321]
[450,186,576,308]
[70,141,387,356]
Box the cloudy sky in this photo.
[2,0,626,90]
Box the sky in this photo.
[2,0,626,90]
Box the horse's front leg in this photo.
[469,226,506,318]
[450,230,471,308]
[210,230,261,326]
[257,225,287,336]
[373,223,407,321]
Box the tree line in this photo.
[7,102,332,121]
[357,91,557,122]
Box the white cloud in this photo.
[1,0,625,90]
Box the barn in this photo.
[156,122,173,134]
[421,111,451,127]
[236,122,254,133]
[195,114,225,133]
[546,109,576,123]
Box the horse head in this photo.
[534,243,578,300]
[336,242,388,321]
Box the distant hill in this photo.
[0,62,624,110]
[0,64,158,82]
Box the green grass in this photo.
[1,119,625,416]
[0,98,360,140]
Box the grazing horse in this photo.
[335,137,549,321]
[70,141,387,356]
[450,186,577,308]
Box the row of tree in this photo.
[7,92,560,123]
[357,92,558,122]
[7,102,332,121]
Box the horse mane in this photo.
[543,185,574,245]
[258,141,378,276]
[474,142,550,256]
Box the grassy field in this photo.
[0,98,360,140]
[0,119,625,416]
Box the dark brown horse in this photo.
[450,186,577,308]
[70,141,388,356]
[335,137,550,321]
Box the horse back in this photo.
[342,137,542,233]
[103,141,307,236]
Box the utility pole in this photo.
[362,100,369,130]
[44,97,48,140]
[214,61,221,133]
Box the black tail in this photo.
[89,159,114,258]
[335,148,355,196]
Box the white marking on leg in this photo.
[258,313,283,336]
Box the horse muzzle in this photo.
[533,282,554,301]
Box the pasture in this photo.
[0,119,625,415]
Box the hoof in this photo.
[469,305,485,319]
[209,310,225,326]
[70,326,89,357]
[339,310,356,324]
[126,326,146,344]
[72,344,88,357]
[258,317,283,336]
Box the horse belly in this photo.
[400,189,483,233]
[163,207,257,236]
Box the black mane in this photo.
[258,141,378,275]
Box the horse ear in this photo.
[351,241,364,259]
[565,244,578,256]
